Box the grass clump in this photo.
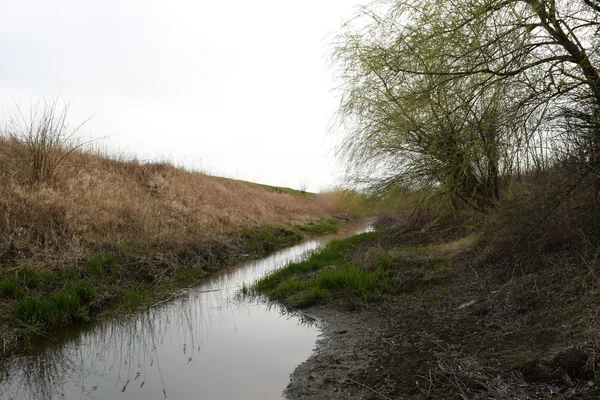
[12,281,96,326]
[297,218,340,236]
[318,266,380,297]
[85,254,118,277]
[253,231,397,307]
[236,225,304,255]
[0,276,18,297]
[294,286,332,307]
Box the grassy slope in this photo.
[0,137,342,357]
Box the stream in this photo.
[1,219,373,400]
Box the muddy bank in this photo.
[289,289,600,400]
[259,227,600,400]
[286,306,388,400]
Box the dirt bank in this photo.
[290,288,600,400]
[260,227,600,400]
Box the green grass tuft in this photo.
[18,267,40,289]
[293,286,332,307]
[11,281,97,326]
[0,276,18,297]
[86,254,118,277]
[236,225,304,255]
[298,218,341,236]
[252,231,395,307]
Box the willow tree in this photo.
[333,0,600,209]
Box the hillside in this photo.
[0,136,341,357]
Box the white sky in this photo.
[0,0,364,192]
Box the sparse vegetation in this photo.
[296,218,340,236]
[256,208,600,398]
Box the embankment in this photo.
[0,137,343,358]
[255,201,600,399]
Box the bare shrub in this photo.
[4,99,90,184]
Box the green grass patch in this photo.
[173,266,206,286]
[12,281,96,326]
[118,287,155,311]
[255,231,378,291]
[292,286,332,307]
[17,266,41,288]
[0,276,18,297]
[236,225,304,255]
[85,254,118,277]
[253,231,397,307]
[297,218,340,236]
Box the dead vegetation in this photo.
[0,136,339,267]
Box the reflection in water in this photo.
[1,220,373,400]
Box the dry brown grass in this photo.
[0,137,338,266]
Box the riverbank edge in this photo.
[255,225,600,399]
[0,217,343,362]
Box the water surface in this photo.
[1,219,373,400]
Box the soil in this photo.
[286,262,600,400]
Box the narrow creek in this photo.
[1,219,374,400]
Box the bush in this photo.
[4,99,89,183]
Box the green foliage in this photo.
[17,267,40,288]
[85,254,118,277]
[237,225,304,255]
[253,231,396,307]
[255,231,378,291]
[119,288,154,311]
[12,281,96,326]
[0,276,18,297]
[318,266,379,296]
[298,218,340,236]
[333,0,600,211]
[293,286,332,308]
[173,266,205,286]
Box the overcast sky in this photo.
[0,0,365,191]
